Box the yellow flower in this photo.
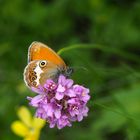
[11,106,46,140]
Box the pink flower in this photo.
[44,79,57,91]
[27,75,90,129]
[57,115,72,129]
[73,85,90,103]
[55,75,73,100]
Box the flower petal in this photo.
[66,79,73,88]
[54,110,61,119]
[49,121,56,128]
[44,104,53,117]
[24,130,40,140]
[30,95,43,107]
[11,121,28,137]
[17,106,32,127]
[77,114,83,122]
[84,88,90,94]
[55,92,64,100]
[83,95,90,102]
[31,86,45,94]
[32,117,46,129]
[67,89,76,97]
[67,98,76,104]
[58,75,66,85]
[56,85,65,92]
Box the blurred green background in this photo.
[0,0,140,140]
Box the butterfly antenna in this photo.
[71,66,89,72]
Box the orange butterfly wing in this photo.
[28,41,66,68]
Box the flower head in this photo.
[11,106,45,140]
[27,75,90,129]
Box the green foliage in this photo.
[0,0,140,140]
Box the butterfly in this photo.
[24,41,73,89]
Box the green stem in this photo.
[57,44,140,63]
[57,44,102,55]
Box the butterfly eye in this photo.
[39,61,47,68]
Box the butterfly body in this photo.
[24,42,73,89]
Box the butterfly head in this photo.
[62,67,74,78]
